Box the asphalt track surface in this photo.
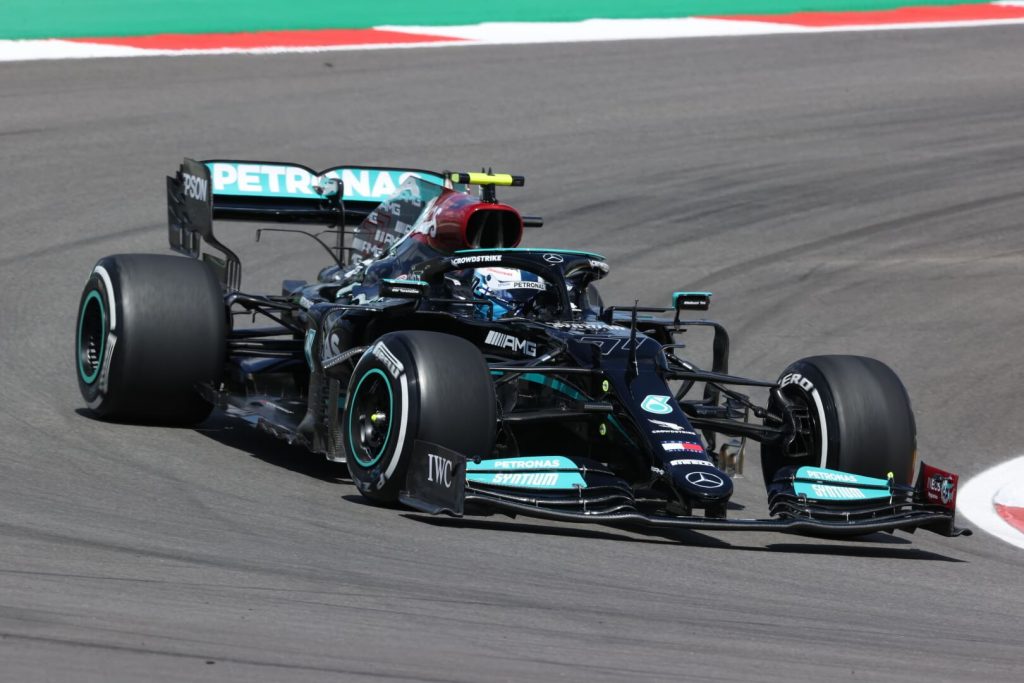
[2,28,1024,682]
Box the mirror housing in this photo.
[381,278,429,299]
[673,291,712,312]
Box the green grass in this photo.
[1,0,992,40]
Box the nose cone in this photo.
[671,465,734,501]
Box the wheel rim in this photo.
[77,290,106,385]
[347,369,394,468]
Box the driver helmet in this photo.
[472,267,547,319]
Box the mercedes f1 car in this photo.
[75,158,970,539]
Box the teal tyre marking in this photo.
[77,289,105,384]
[347,368,394,468]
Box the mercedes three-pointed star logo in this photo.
[543,253,564,264]
[685,471,724,488]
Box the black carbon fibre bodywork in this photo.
[163,159,968,540]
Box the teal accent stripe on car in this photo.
[347,368,393,468]
[77,290,105,384]
[521,374,635,445]
[793,466,892,501]
[453,247,606,260]
[490,370,587,401]
[205,162,445,202]
[467,456,587,489]
[490,371,637,446]
[793,481,893,501]
[795,467,890,488]
[303,329,316,369]
[520,372,585,400]
[606,414,638,448]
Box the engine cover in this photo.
[413,190,523,253]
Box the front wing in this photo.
[399,442,970,539]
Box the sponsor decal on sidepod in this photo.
[485,330,537,357]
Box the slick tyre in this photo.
[76,254,226,424]
[345,331,496,503]
[761,355,916,486]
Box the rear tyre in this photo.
[75,254,226,424]
[760,355,916,486]
[345,331,496,503]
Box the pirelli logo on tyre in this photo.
[372,342,405,379]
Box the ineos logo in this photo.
[685,471,724,488]
[543,253,564,264]
[427,453,453,488]
[182,173,208,201]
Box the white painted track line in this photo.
[958,454,1024,551]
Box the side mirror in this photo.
[673,291,711,312]
[381,278,429,299]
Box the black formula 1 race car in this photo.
[75,158,970,539]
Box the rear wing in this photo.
[167,158,447,289]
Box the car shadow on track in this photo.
[192,413,351,484]
[755,543,965,562]
[399,511,964,560]
[75,407,352,483]
[399,513,736,548]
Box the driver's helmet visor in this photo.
[472,267,547,317]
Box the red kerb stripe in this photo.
[68,28,465,50]
[995,504,1024,534]
[722,4,1024,27]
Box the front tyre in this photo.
[761,355,917,486]
[76,254,226,424]
[345,331,496,503]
